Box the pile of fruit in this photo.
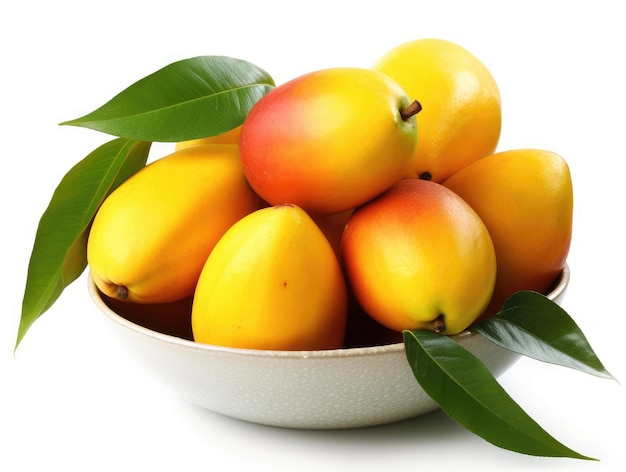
[83,38,573,351]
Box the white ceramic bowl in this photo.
[89,264,569,429]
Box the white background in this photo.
[2,1,625,470]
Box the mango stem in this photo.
[400,100,422,121]
[116,285,129,300]
[432,314,446,333]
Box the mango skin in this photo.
[191,204,347,350]
[239,67,417,216]
[373,38,501,182]
[443,148,573,319]
[341,179,496,335]
[87,144,259,304]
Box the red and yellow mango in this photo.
[239,67,419,216]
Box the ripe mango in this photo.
[87,144,259,304]
[341,179,496,335]
[373,38,501,182]
[443,148,573,320]
[239,67,420,216]
[191,204,348,350]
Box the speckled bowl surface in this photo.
[89,264,569,429]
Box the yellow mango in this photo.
[191,204,348,350]
[443,148,573,320]
[373,38,501,182]
[87,144,259,304]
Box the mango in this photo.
[239,67,420,216]
[341,179,496,335]
[373,38,501,182]
[443,148,573,320]
[87,144,259,304]
[191,204,347,350]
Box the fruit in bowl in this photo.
[87,144,259,304]
[191,203,348,351]
[239,67,421,216]
[341,178,497,336]
[372,37,502,182]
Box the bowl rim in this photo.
[88,263,570,360]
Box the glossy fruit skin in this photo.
[174,125,241,151]
[341,179,496,335]
[87,144,259,304]
[191,204,347,350]
[373,38,501,182]
[443,148,573,320]
[239,67,417,216]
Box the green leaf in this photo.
[60,56,275,142]
[473,291,615,380]
[16,138,151,351]
[403,330,595,460]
